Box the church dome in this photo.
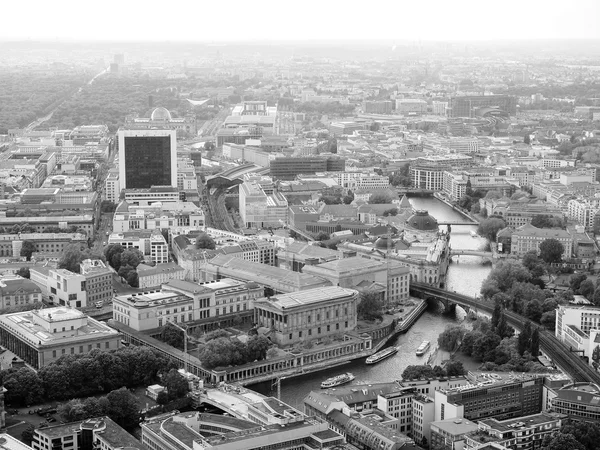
[150,107,172,121]
[406,210,438,231]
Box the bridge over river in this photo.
[410,282,600,385]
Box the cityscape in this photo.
[0,3,599,450]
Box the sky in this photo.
[2,0,600,42]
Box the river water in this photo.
[250,196,492,410]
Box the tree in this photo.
[120,248,143,269]
[560,419,600,450]
[316,231,330,241]
[531,215,563,229]
[461,330,485,356]
[106,387,140,429]
[126,270,139,288]
[100,200,117,213]
[357,292,384,321]
[104,244,125,271]
[156,391,169,405]
[401,365,437,380]
[517,322,533,356]
[57,244,87,273]
[543,433,585,450]
[20,240,36,261]
[0,368,44,405]
[160,323,184,350]
[195,233,216,250]
[580,279,595,299]
[204,141,216,151]
[530,327,540,357]
[570,273,588,293]
[593,288,600,306]
[445,360,466,377]
[491,303,502,329]
[524,300,543,323]
[383,208,399,217]
[162,369,190,400]
[369,193,393,204]
[541,310,556,331]
[437,325,465,352]
[477,218,506,242]
[482,260,531,294]
[539,239,564,264]
[21,425,35,445]
[524,134,531,145]
[496,314,514,339]
[16,267,30,279]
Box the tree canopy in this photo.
[477,217,506,242]
[195,233,216,250]
[539,239,565,264]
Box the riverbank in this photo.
[433,193,479,224]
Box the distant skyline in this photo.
[3,0,600,42]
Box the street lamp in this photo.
[168,321,189,374]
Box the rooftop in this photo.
[256,286,356,311]
[431,418,478,436]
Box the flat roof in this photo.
[258,286,356,310]
[431,418,478,435]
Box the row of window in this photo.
[288,322,348,339]
[51,341,110,357]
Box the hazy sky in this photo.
[3,0,600,42]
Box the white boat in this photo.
[321,372,355,389]
[416,340,431,356]
[470,230,478,237]
[366,347,398,365]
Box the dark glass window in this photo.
[124,136,172,188]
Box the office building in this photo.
[364,101,393,114]
[435,372,543,422]
[410,155,474,191]
[254,286,358,346]
[269,156,345,181]
[32,416,143,450]
[118,129,177,189]
[239,175,289,228]
[0,307,120,369]
[550,382,600,422]
[448,95,517,118]
[79,259,113,306]
[395,99,428,115]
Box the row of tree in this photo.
[0,347,178,406]
[56,368,190,429]
[199,335,271,370]
[400,360,466,380]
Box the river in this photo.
[250,196,493,410]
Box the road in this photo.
[25,67,108,133]
[198,107,230,138]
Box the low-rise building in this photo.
[137,262,185,288]
[510,224,572,259]
[108,229,168,264]
[430,418,478,450]
[302,256,410,303]
[32,416,143,450]
[254,286,358,346]
[463,412,566,450]
[113,278,263,332]
[0,307,120,368]
[0,276,42,309]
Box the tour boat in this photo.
[321,372,355,389]
[366,346,398,365]
[416,340,431,356]
[470,230,478,238]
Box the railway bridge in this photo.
[410,282,600,384]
